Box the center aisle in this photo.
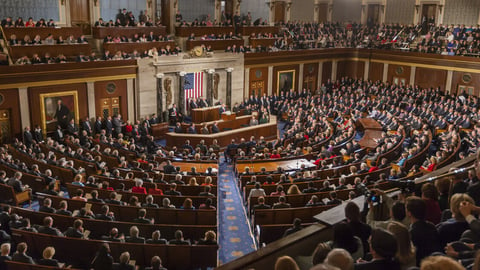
[218,155,257,265]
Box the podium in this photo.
[221,112,236,121]
[191,106,221,123]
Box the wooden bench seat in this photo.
[9,44,91,61]
[253,205,335,226]
[11,206,215,241]
[39,193,216,225]
[0,183,30,206]
[11,229,217,270]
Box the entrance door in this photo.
[275,1,286,23]
[421,4,436,33]
[70,0,91,35]
[100,97,121,119]
[317,3,328,23]
[0,109,11,144]
[367,4,380,26]
[224,0,234,22]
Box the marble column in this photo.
[156,73,164,122]
[178,71,186,115]
[445,70,453,94]
[18,88,30,129]
[226,68,234,109]
[127,78,136,122]
[244,67,250,99]
[268,66,274,95]
[382,63,389,82]
[331,60,337,81]
[206,69,215,106]
[298,63,304,91]
[409,66,416,86]
[363,61,370,81]
[86,82,96,119]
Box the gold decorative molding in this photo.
[0,74,137,90]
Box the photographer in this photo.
[365,189,394,229]
[366,188,410,229]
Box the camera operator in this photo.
[366,188,410,229]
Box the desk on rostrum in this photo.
[166,116,278,149]
[191,105,222,123]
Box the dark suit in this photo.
[82,120,92,136]
[6,177,23,193]
[67,123,79,136]
[38,226,63,236]
[211,125,220,133]
[11,253,35,264]
[354,259,400,270]
[467,182,480,206]
[168,239,190,245]
[64,227,83,238]
[34,129,43,143]
[410,220,442,263]
[146,238,167,244]
[23,130,33,148]
[94,120,103,134]
[125,236,145,243]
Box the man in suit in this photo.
[283,218,303,237]
[302,181,318,193]
[406,196,442,264]
[81,116,92,136]
[133,209,154,224]
[174,122,183,133]
[252,196,271,215]
[95,205,114,221]
[7,172,26,193]
[164,183,181,196]
[149,113,159,126]
[187,123,197,134]
[39,198,55,213]
[169,104,182,124]
[54,99,70,129]
[56,200,72,216]
[163,160,176,174]
[94,116,103,135]
[354,228,400,270]
[101,228,124,242]
[33,125,43,143]
[189,98,198,109]
[53,125,64,142]
[273,196,291,209]
[126,226,145,243]
[104,116,113,136]
[211,122,220,133]
[112,114,123,137]
[37,216,64,236]
[64,219,84,238]
[23,126,33,148]
[198,186,215,197]
[218,104,227,115]
[67,119,79,137]
[168,230,190,245]
[11,242,35,264]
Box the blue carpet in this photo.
[218,155,256,264]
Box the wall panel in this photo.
[385,0,415,24]
[322,61,332,83]
[368,61,384,82]
[415,67,447,91]
[387,64,411,85]
[332,0,361,23]
[249,67,269,97]
[100,0,147,23]
[443,0,480,25]
[303,63,319,92]
[0,0,59,22]
[0,89,21,139]
[28,83,88,132]
[241,0,270,23]
[451,72,480,96]
[291,0,314,22]
[272,64,300,95]
[178,0,215,22]
[94,80,128,121]
[336,60,364,80]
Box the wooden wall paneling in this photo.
[0,89,21,140]
[275,1,286,23]
[415,67,447,91]
[249,67,269,97]
[28,83,88,134]
[94,80,128,121]
[272,64,300,95]
[387,64,411,85]
[368,61,383,82]
[303,63,318,92]
[451,72,480,96]
[336,60,364,80]
[322,61,332,83]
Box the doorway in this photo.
[317,3,328,23]
[367,4,380,26]
[421,4,436,34]
[100,97,121,119]
[70,0,91,35]
[275,1,286,23]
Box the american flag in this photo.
[184,72,204,109]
